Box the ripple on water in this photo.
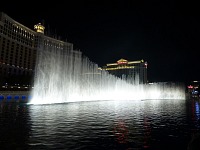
[0,99,200,149]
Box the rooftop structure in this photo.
[0,12,80,89]
[100,58,148,84]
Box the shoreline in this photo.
[0,91,31,103]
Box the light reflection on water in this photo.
[0,99,200,150]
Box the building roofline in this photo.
[0,12,73,45]
[0,12,36,33]
[106,59,145,66]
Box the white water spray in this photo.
[28,47,186,105]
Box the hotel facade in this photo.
[0,12,78,88]
[101,59,148,84]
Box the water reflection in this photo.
[195,101,200,121]
[0,103,31,150]
[143,116,151,149]
[113,119,129,144]
[190,99,200,135]
[0,99,200,149]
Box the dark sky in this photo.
[1,0,199,83]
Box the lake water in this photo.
[0,99,200,150]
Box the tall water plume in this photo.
[29,47,186,105]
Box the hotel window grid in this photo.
[0,12,78,86]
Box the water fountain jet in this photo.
[28,47,186,105]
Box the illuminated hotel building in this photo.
[101,59,148,84]
[187,81,200,99]
[0,12,77,87]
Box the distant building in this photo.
[187,81,200,99]
[100,58,148,84]
[0,12,79,88]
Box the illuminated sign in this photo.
[188,85,193,89]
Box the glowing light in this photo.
[28,47,186,105]
[117,59,128,65]
[34,23,45,34]
[188,85,193,89]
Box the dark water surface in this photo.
[0,99,200,150]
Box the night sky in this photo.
[1,0,199,83]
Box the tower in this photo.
[34,23,45,34]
